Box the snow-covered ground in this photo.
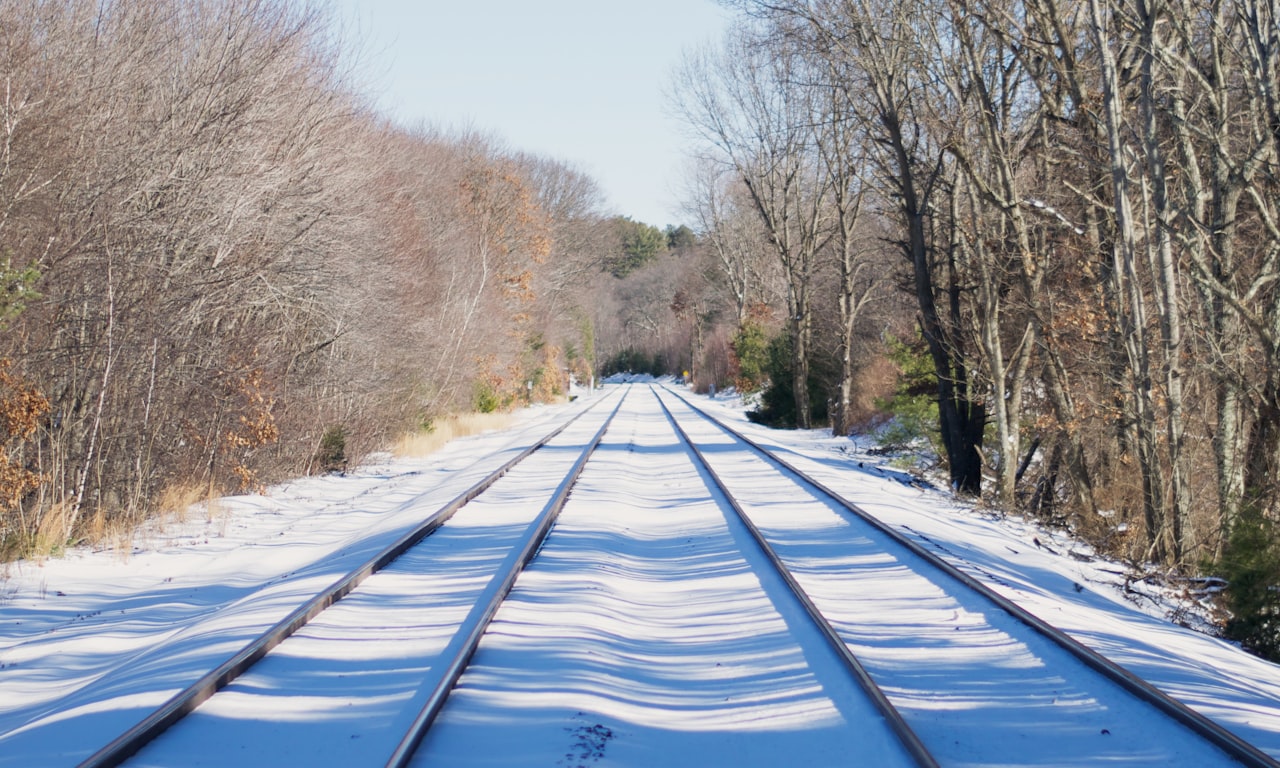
[1,383,1278,767]
[683,389,1280,757]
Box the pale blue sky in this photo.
[334,1,731,228]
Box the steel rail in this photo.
[384,390,627,767]
[77,391,620,768]
[653,391,940,768]
[656,385,1280,768]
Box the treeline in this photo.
[665,0,1280,590]
[7,0,1280,653]
[0,0,615,557]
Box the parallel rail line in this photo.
[655,384,1278,768]
[654,391,940,768]
[78,391,625,768]
[41,383,1278,766]
[383,392,624,768]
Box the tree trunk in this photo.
[1089,0,1171,562]
[791,291,812,428]
[1137,0,1191,562]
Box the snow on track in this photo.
[413,387,916,767]
[677,389,1280,761]
[0,399,605,767]
[121,402,621,767]
[657,387,1242,766]
[2,383,1279,767]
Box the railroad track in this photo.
[411,387,927,767]
[652,384,1279,768]
[4,384,1276,766]
[82,390,628,768]
[0,390,622,767]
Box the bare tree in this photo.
[681,159,781,330]
[807,42,887,437]
[737,0,986,492]
[674,22,831,427]
[1154,0,1280,544]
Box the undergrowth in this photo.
[393,412,518,458]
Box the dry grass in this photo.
[846,352,900,432]
[392,412,518,458]
[156,483,213,526]
[150,482,230,542]
[83,505,142,561]
[72,482,222,561]
[25,502,77,562]
[2,412,520,564]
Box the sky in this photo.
[4,384,1280,765]
[333,1,734,229]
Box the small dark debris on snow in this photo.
[561,721,614,767]
[1033,537,1060,555]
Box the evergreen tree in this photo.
[605,216,667,278]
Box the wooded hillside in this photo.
[0,0,615,557]
[4,0,1280,658]
[659,0,1280,655]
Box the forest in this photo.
[0,0,628,556]
[666,0,1280,657]
[2,0,1280,657]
